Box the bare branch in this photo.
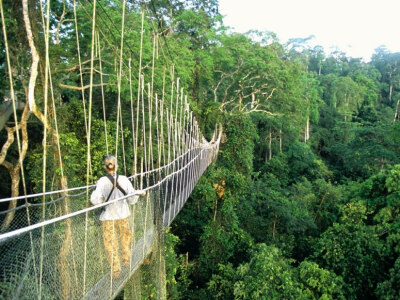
[22,0,39,112]
[59,59,94,72]
[265,88,276,101]
[0,104,31,232]
[0,126,17,165]
[244,109,281,116]
[219,97,236,111]
[213,59,243,104]
[59,82,111,91]
[55,1,71,44]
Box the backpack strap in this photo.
[104,174,127,203]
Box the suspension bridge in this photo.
[0,0,221,299]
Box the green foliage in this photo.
[287,142,332,183]
[233,244,301,299]
[297,261,345,300]
[313,202,386,299]
[375,257,400,300]
[198,200,253,279]
[207,263,236,300]
[220,113,257,179]
[164,230,180,299]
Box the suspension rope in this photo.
[97,30,109,154]
[73,0,89,137]
[38,1,51,298]
[83,0,97,293]
[119,103,128,174]
[129,57,136,176]
[114,0,127,162]
[135,10,145,183]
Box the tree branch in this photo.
[59,82,111,91]
[0,126,17,165]
[22,0,39,112]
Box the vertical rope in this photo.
[114,0,127,161]
[83,0,97,294]
[177,89,184,209]
[174,79,180,157]
[97,31,109,154]
[187,113,195,200]
[168,65,175,173]
[141,76,148,175]
[167,65,175,225]
[169,107,177,223]
[119,103,127,174]
[73,0,89,137]
[149,33,158,174]
[135,10,145,182]
[155,94,161,175]
[151,34,157,111]
[161,68,166,167]
[38,1,50,298]
[171,79,181,219]
[129,57,136,176]
[148,83,154,175]
[179,96,188,209]
[164,107,171,221]
[141,76,150,258]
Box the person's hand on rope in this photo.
[141,191,146,196]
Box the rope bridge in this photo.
[0,132,220,299]
[0,0,221,299]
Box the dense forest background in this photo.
[1,0,400,299]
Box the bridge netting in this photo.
[0,135,219,299]
[0,0,221,299]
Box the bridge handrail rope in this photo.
[0,142,206,204]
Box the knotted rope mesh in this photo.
[0,136,220,299]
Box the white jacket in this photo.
[90,174,141,221]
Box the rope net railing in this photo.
[0,0,222,299]
[0,136,219,299]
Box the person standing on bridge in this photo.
[90,155,146,278]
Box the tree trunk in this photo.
[268,129,272,160]
[0,165,21,232]
[304,117,310,143]
[0,105,30,232]
[279,129,282,153]
[394,99,400,122]
[22,0,46,124]
[213,197,218,222]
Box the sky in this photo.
[218,0,400,61]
